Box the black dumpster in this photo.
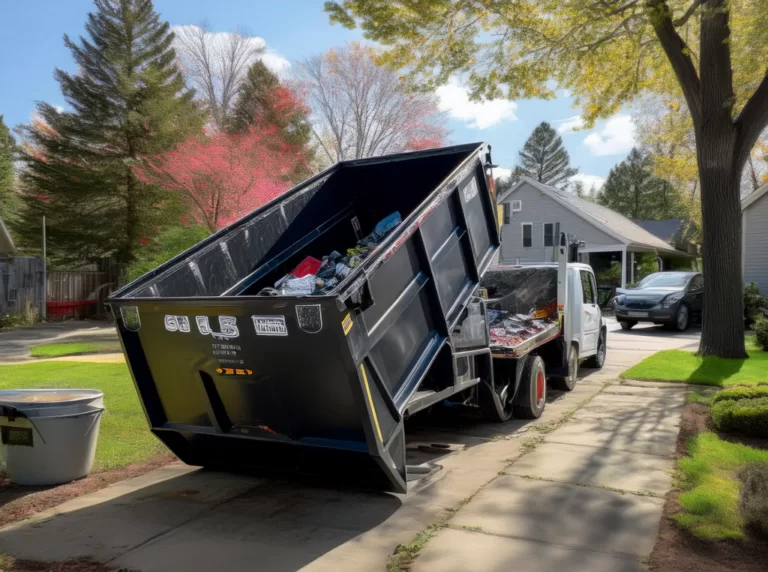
[109,143,500,492]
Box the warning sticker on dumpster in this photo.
[342,313,354,336]
[252,315,288,336]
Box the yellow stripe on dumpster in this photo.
[360,363,383,443]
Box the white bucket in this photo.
[0,389,104,485]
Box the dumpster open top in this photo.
[109,143,500,492]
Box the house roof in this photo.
[742,182,768,211]
[631,219,684,243]
[0,215,15,256]
[498,176,683,255]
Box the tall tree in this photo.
[296,42,448,164]
[173,24,263,130]
[327,0,768,358]
[16,0,202,265]
[514,122,578,189]
[229,61,314,182]
[597,147,685,219]
[0,115,18,221]
[135,126,305,232]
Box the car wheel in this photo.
[513,355,547,419]
[619,320,636,330]
[584,331,606,369]
[551,344,578,391]
[675,304,690,331]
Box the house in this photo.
[0,214,15,258]
[496,177,693,288]
[742,182,768,293]
[631,219,697,255]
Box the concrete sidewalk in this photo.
[0,323,692,571]
[411,379,686,572]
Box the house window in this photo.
[522,223,532,248]
[543,223,555,247]
[503,203,510,225]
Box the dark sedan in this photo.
[614,271,703,331]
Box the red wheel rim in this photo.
[536,371,545,405]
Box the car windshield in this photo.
[635,273,689,289]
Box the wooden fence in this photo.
[0,257,45,319]
[1,257,123,322]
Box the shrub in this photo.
[713,386,768,404]
[712,397,768,438]
[755,315,768,352]
[739,462,768,538]
[744,283,768,328]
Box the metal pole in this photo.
[41,216,47,321]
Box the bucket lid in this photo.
[0,389,103,409]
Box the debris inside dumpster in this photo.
[269,211,402,296]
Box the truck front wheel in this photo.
[512,355,547,419]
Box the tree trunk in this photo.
[696,131,746,358]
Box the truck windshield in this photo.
[636,273,689,288]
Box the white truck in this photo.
[468,232,608,421]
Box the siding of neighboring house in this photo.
[499,181,619,263]
[744,191,768,293]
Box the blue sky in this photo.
[0,0,637,188]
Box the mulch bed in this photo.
[649,402,768,571]
[0,453,176,529]
[2,557,117,572]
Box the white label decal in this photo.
[463,178,478,202]
[252,315,288,336]
[164,315,190,332]
[196,316,240,340]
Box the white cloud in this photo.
[560,89,572,98]
[493,167,513,180]
[571,173,606,190]
[436,78,517,129]
[172,25,290,77]
[583,114,636,156]
[556,115,584,134]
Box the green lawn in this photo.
[621,339,768,387]
[676,431,768,540]
[0,362,165,470]
[29,340,122,358]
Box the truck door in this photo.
[579,269,600,354]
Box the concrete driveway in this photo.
[0,320,118,362]
[0,320,697,571]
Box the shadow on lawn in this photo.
[687,354,746,385]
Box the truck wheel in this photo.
[619,320,635,330]
[584,331,606,369]
[513,355,547,419]
[551,344,578,391]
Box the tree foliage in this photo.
[514,122,578,189]
[326,0,768,358]
[173,24,264,130]
[16,0,202,266]
[0,115,18,222]
[229,61,314,182]
[126,224,210,282]
[135,126,306,232]
[296,42,448,164]
[597,147,685,219]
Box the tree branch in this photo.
[645,0,702,125]
[673,0,703,27]
[735,73,768,167]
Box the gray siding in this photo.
[744,192,768,293]
[498,182,621,263]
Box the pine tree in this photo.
[228,61,314,182]
[597,148,685,220]
[515,122,578,189]
[16,0,202,265]
[0,115,18,222]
